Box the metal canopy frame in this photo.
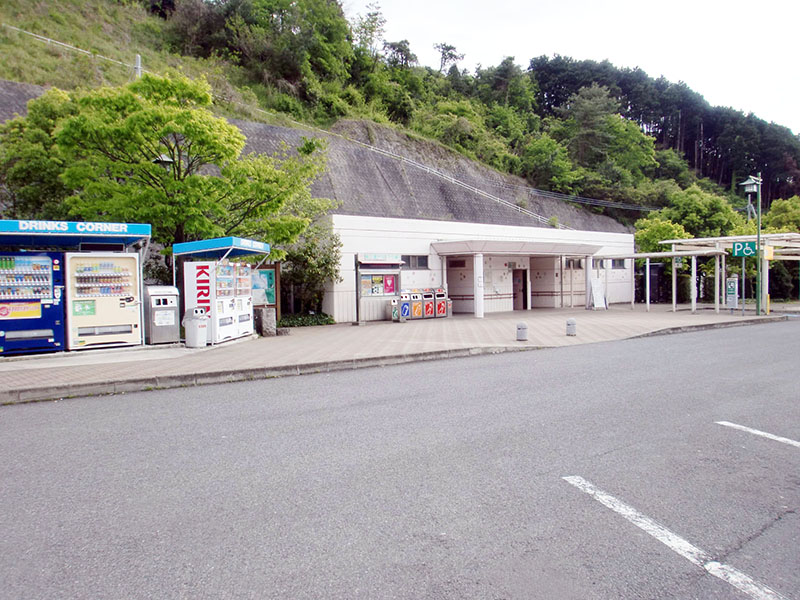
[171,236,272,286]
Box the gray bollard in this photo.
[566,318,577,336]
[516,322,528,341]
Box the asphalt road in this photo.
[2,320,799,599]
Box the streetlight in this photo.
[739,173,762,315]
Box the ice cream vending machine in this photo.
[64,252,143,350]
[184,261,250,344]
[0,252,66,355]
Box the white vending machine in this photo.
[184,260,252,344]
[64,252,143,350]
[235,263,253,337]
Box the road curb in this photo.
[0,316,787,405]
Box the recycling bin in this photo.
[182,307,209,348]
[144,285,180,344]
[386,298,403,322]
[400,291,411,320]
[422,289,435,318]
[410,292,423,319]
[447,299,453,317]
[434,288,447,317]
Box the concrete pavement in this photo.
[0,304,792,404]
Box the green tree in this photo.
[53,74,329,255]
[519,134,578,192]
[282,223,342,313]
[634,214,691,253]
[433,42,464,73]
[763,196,800,231]
[660,185,743,237]
[0,89,77,219]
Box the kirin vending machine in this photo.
[183,260,245,344]
[0,252,66,355]
[64,252,143,349]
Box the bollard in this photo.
[566,318,577,336]
[516,322,528,341]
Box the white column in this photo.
[604,261,609,307]
[473,253,484,318]
[585,256,592,309]
[721,252,726,305]
[646,257,650,312]
[672,257,677,312]
[569,260,574,308]
[691,256,697,314]
[714,255,720,313]
[559,256,565,308]
[763,256,770,313]
[630,259,635,310]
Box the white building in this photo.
[234,118,635,322]
[324,214,633,322]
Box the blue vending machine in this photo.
[0,252,66,355]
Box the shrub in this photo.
[278,313,336,327]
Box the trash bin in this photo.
[182,307,209,348]
[434,288,447,317]
[516,322,528,341]
[410,291,423,319]
[422,289,435,318]
[144,285,180,344]
[386,298,402,322]
[447,299,453,317]
[400,291,411,320]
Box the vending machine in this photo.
[183,260,243,344]
[0,252,66,355]
[234,263,253,337]
[64,252,143,350]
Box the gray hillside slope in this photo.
[1,78,626,233]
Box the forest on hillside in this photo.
[141,0,800,210]
[3,0,800,252]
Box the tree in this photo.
[383,40,417,69]
[660,185,742,238]
[634,214,691,253]
[763,196,800,232]
[433,42,464,73]
[519,134,578,192]
[53,74,329,256]
[0,89,77,219]
[282,223,342,313]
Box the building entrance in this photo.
[513,269,528,310]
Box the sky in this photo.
[342,0,800,135]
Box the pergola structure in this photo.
[592,233,800,314]
[661,233,800,314]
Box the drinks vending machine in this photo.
[234,263,253,337]
[64,252,143,349]
[0,252,66,355]
[184,260,253,344]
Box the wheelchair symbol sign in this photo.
[732,241,756,257]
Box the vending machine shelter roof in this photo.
[0,219,151,249]
[172,236,271,259]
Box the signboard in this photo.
[252,268,276,305]
[725,277,738,309]
[0,219,151,237]
[732,241,757,257]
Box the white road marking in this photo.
[563,476,790,600]
[716,421,800,449]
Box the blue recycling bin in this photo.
[400,291,411,320]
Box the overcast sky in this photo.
[342,0,800,135]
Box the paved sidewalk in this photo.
[0,304,791,404]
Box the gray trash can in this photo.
[144,285,180,344]
[182,308,209,348]
[516,322,528,341]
